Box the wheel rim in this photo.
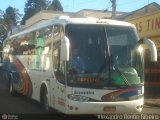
[44,94,49,110]
[9,82,13,93]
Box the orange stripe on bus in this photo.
[13,56,32,96]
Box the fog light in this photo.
[69,106,73,110]
[75,107,79,111]
[136,105,143,109]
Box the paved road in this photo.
[0,88,48,114]
[0,69,160,120]
[142,105,160,114]
[0,69,97,120]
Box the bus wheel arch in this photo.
[40,84,50,111]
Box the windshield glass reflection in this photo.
[65,24,143,88]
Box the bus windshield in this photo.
[66,24,144,88]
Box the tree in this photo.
[48,0,63,11]
[21,0,48,25]
[0,10,4,20]
[0,7,21,42]
[3,6,17,30]
[0,10,7,53]
[0,10,5,28]
[21,0,64,25]
[14,8,23,25]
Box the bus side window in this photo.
[53,42,65,84]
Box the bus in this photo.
[3,16,157,114]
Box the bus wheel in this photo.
[9,82,15,95]
[41,87,49,111]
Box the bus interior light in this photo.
[96,20,107,24]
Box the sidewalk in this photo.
[144,98,160,107]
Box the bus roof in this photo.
[6,16,135,40]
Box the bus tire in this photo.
[40,85,50,111]
[9,81,16,96]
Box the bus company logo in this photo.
[2,114,8,120]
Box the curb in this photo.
[144,99,160,107]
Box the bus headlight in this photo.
[138,45,143,53]
[67,94,90,102]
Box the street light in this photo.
[110,0,116,19]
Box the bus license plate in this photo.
[103,106,116,112]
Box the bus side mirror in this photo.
[60,36,70,61]
[139,38,157,62]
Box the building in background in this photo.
[24,10,72,29]
[23,9,125,29]
[72,9,125,18]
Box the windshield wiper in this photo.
[114,64,130,86]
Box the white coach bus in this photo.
[3,16,157,114]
